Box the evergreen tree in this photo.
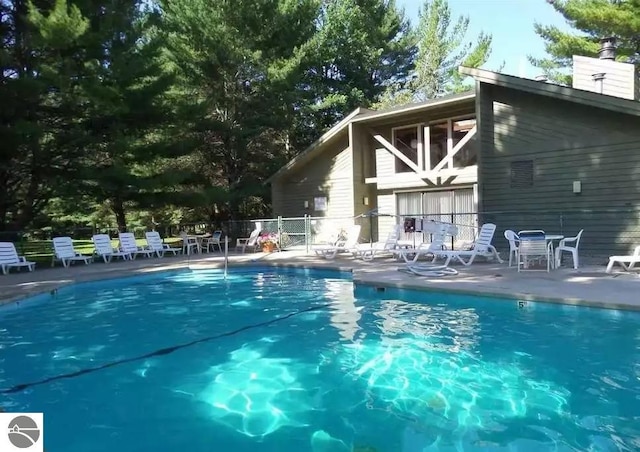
[531,0,640,84]
[375,0,494,108]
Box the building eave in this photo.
[459,66,640,117]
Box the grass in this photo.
[12,238,184,267]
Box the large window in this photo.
[428,117,477,170]
[396,188,477,246]
[393,126,419,173]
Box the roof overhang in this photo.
[459,66,640,117]
[265,107,365,184]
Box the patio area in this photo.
[1,250,639,312]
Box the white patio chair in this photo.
[144,231,182,257]
[203,230,223,252]
[236,228,261,253]
[118,232,154,259]
[180,231,200,255]
[92,234,131,263]
[354,224,402,261]
[0,242,36,275]
[606,245,640,273]
[517,230,552,272]
[51,236,92,267]
[504,230,520,267]
[313,224,362,259]
[433,223,503,267]
[392,223,449,264]
[554,229,583,269]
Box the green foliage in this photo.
[530,0,640,84]
[374,0,493,108]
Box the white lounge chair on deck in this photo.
[434,223,503,267]
[313,225,362,259]
[0,242,36,275]
[119,232,154,259]
[392,223,449,264]
[354,224,402,261]
[52,236,92,267]
[606,245,640,273]
[145,231,182,257]
[92,234,131,263]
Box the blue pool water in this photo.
[1,268,639,451]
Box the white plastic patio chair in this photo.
[504,230,520,267]
[180,232,200,255]
[92,234,131,263]
[606,245,640,273]
[354,224,402,261]
[517,230,552,272]
[313,224,362,259]
[144,231,182,258]
[554,229,583,269]
[433,223,503,267]
[203,230,223,252]
[118,232,154,259]
[236,228,261,253]
[51,236,92,267]
[0,242,36,275]
[392,223,449,264]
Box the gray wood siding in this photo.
[479,83,640,257]
[271,135,354,218]
[572,55,638,100]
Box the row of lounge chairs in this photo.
[0,231,181,275]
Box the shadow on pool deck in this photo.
[1,250,639,311]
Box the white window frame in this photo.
[391,123,422,173]
[426,114,477,172]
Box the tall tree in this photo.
[530,0,640,84]
[375,0,494,107]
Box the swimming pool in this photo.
[1,267,639,451]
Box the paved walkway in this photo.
[1,250,639,311]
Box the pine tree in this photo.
[531,0,640,84]
[375,0,494,108]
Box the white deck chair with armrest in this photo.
[313,224,362,260]
[504,230,520,267]
[92,234,131,263]
[145,231,182,257]
[392,223,449,264]
[52,236,92,267]
[119,232,154,259]
[433,223,503,267]
[236,228,261,253]
[0,242,36,275]
[354,224,402,261]
[606,245,640,273]
[517,230,552,272]
[203,230,223,252]
[554,229,583,269]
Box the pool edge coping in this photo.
[2,260,638,313]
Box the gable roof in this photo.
[459,66,640,117]
[265,107,366,184]
[266,91,476,184]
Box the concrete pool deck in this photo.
[0,250,639,311]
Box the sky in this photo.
[397,0,575,78]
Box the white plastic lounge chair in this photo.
[392,223,449,264]
[606,245,640,273]
[51,236,92,267]
[119,232,154,259]
[517,230,552,272]
[504,230,520,267]
[355,224,402,261]
[236,228,261,253]
[434,223,503,267]
[313,224,362,259]
[554,229,583,269]
[145,231,182,257]
[92,234,131,263]
[0,242,36,275]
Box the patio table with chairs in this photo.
[504,229,583,272]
